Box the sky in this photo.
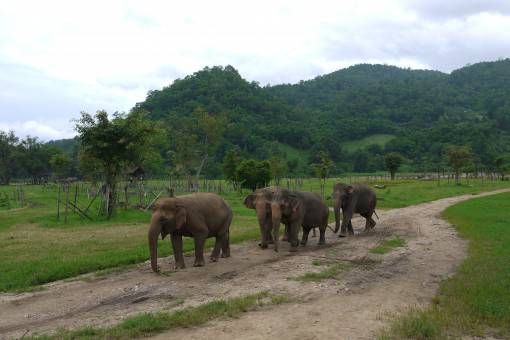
[1,0,510,141]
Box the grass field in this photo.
[0,178,509,292]
[341,134,396,152]
[379,192,510,339]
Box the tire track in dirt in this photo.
[1,189,508,339]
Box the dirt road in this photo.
[1,189,508,340]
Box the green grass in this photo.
[379,192,510,339]
[29,291,286,340]
[370,237,406,254]
[341,134,396,152]
[0,178,509,292]
[291,262,348,282]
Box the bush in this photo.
[235,159,271,191]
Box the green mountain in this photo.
[133,59,510,174]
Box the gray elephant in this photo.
[332,183,377,237]
[148,193,232,272]
[243,187,275,248]
[270,188,329,252]
[244,187,290,248]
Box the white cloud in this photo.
[0,0,509,140]
[0,120,75,141]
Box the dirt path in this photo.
[1,189,509,340]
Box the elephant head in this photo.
[333,184,354,209]
[148,198,187,272]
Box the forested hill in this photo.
[134,59,510,174]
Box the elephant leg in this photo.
[339,212,351,238]
[289,222,300,252]
[210,234,223,262]
[334,206,341,233]
[368,212,376,230]
[273,223,280,252]
[300,226,311,246]
[318,225,326,245]
[221,230,230,258]
[266,220,274,244]
[171,234,185,269]
[361,213,370,232]
[348,220,354,235]
[258,222,269,249]
[193,235,207,267]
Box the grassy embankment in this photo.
[0,178,508,292]
[379,192,510,339]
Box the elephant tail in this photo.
[373,210,379,220]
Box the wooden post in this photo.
[64,184,69,223]
[73,184,78,212]
[57,184,61,220]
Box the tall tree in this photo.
[222,147,242,183]
[0,131,19,185]
[445,145,472,184]
[167,107,226,184]
[75,109,161,217]
[312,151,334,198]
[384,152,403,180]
[494,155,509,181]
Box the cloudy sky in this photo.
[1,0,509,141]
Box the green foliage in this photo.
[445,145,472,184]
[0,130,19,184]
[235,159,271,191]
[49,151,71,179]
[133,60,510,176]
[494,155,509,180]
[75,110,162,216]
[381,192,510,338]
[222,147,242,182]
[384,152,403,180]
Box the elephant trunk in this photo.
[333,197,341,233]
[148,215,162,272]
[271,202,282,251]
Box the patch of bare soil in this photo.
[1,189,509,340]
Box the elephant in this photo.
[332,183,377,237]
[244,187,290,249]
[244,187,275,249]
[269,188,329,252]
[148,193,232,272]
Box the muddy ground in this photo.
[1,189,508,340]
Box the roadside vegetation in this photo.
[379,192,510,339]
[29,291,288,340]
[1,179,509,292]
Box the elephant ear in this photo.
[344,185,354,195]
[289,194,302,212]
[244,194,256,209]
[175,204,187,230]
